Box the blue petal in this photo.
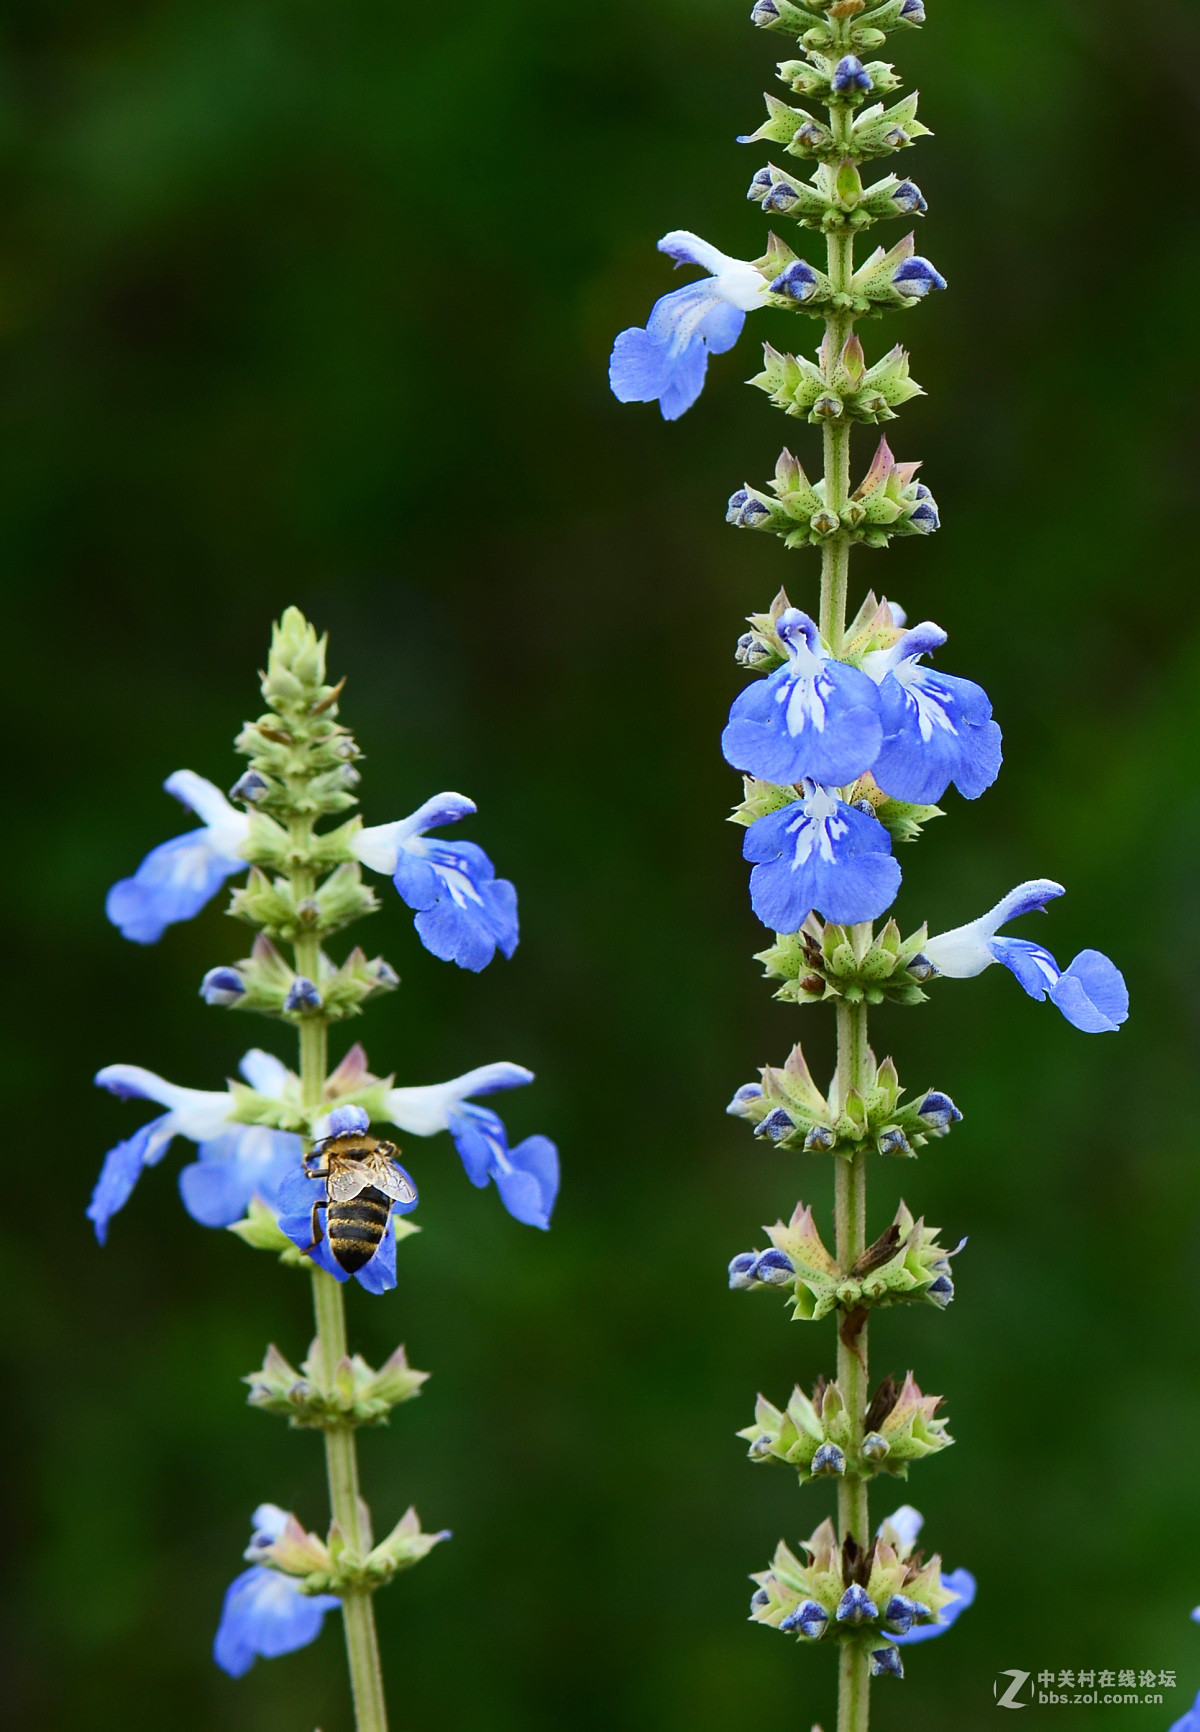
[988,937,1059,1001]
[106,830,244,944]
[213,1566,340,1678]
[494,1135,559,1230]
[744,798,900,932]
[446,1104,502,1188]
[1170,1688,1200,1732]
[891,1569,975,1645]
[396,839,519,972]
[87,1113,175,1243]
[873,668,1002,804]
[354,1222,398,1294]
[610,281,747,420]
[1049,949,1128,1033]
[722,659,883,786]
[178,1128,303,1229]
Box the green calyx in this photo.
[753,0,925,49]
[742,91,929,166]
[750,1514,960,1651]
[756,912,934,1007]
[739,1369,952,1481]
[734,438,933,551]
[214,932,398,1023]
[729,1039,957,1158]
[246,1339,429,1430]
[744,1199,961,1321]
[752,336,922,424]
[254,1506,450,1598]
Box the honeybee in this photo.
[303,1129,417,1273]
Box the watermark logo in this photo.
[995,1671,1033,1710]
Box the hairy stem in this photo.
[292,846,390,1732]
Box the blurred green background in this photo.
[3,0,1199,1726]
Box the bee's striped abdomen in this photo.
[327,1184,391,1273]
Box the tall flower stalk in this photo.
[611,3,1127,1729]
[91,610,558,1727]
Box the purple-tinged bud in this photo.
[900,0,926,20]
[907,499,941,532]
[736,633,772,668]
[811,1442,846,1476]
[812,393,843,420]
[883,1594,924,1635]
[852,799,875,816]
[769,259,820,302]
[200,967,246,1006]
[763,178,801,214]
[747,167,774,203]
[892,180,927,215]
[755,1107,795,1141]
[862,1432,890,1461]
[796,121,832,152]
[728,1081,765,1113]
[328,1104,370,1137]
[750,0,780,23]
[804,1124,836,1152]
[882,126,910,148]
[750,1587,771,1610]
[832,55,873,95]
[740,498,773,527]
[748,1432,775,1459]
[372,959,400,988]
[727,488,750,523]
[229,768,271,804]
[907,952,935,981]
[836,1584,878,1625]
[728,1252,762,1290]
[893,256,947,298]
[781,1600,829,1639]
[917,1090,962,1129]
[284,976,322,1013]
[870,1646,904,1679]
[877,1128,911,1156]
[756,1248,796,1285]
[927,1274,954,1306]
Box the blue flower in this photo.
[743,782,901,932]
[274,1125,416,1296]
[722,608,883,786]
[213,1505,340,1679]
[89,1049,302,1241]
[354,793,518,973]
[106,770,250,944]
[862,620,1002,804]
[1170,1688,1200,1732]
[923,880,1129,1033]
[610,231,772,421]
[444,1105,559,1230]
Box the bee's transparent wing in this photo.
[326,1164,371,1203]
[374,1159,417,1207]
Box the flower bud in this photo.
[883,1593,924,1635]
[917,1090,962,1130]
[740,497,773,526]
[770,260,819,302]
[907,496,941,532]
[926,1274,954,1306]
[892,256,947,298]
[756,1248,796,1285]
[862,1432,890,1461]
[736,633,773,668]
[836,1584,878,1625]
[328,1103,370,1137]
[755,1106,796,1142]
[907,952,935,980]
[747,166,774,202]
[284,976,322,1013]
[200,967,246,1006]
[729,1252,762,1290]
[763,178,802,214]
[804,1124,836,1152]
[795,120,832,151]
[780,1599,829,1639]
[750,1586,772,1610]
[870,1646,904,1679]
[727,488,750,523]
[877,1128,911,1156]
[229,769,271,805]
[900,0,926,20]
[832,55,873,95]
[811,1442,846,1476]
[750,0,780,22]
[892,179,927,214]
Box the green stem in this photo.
[834,1000,871,1732]
[293,839,390,1732]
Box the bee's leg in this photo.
[302,1200,326,1256]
